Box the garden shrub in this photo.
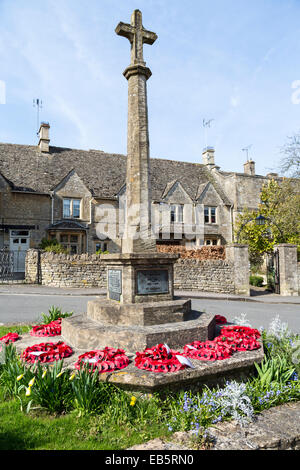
[250,275,264,287]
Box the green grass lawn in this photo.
[0,391,170,450]
[0,325,32,338]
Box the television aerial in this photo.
[203,118,215,149]
[242,144,253,161]
[33,98,43,137]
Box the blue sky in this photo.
[0,0,300,175]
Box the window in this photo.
[95,242,108,253]
[72,200,81,219]
[205,239,218,246]
[59,233,81,254]
[63,199,81,219]
[170,205,183,223]
[204,207,217,224]
[63,199,71,218]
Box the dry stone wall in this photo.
[26,249,106,288]
[174,259,235,293]
[25,248,238,294]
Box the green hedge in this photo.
[250,275,264,287]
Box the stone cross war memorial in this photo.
[61,10,264,392]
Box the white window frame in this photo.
[204,206,217,224]
[205,238,218,246]
[63,198,81,219]
[170,204,183,223]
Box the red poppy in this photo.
[184,325,261,362]
[75,347,130,374]
[215,315,227,325]
[22,341,73,363]
[184,340,231,361]
[30,319,62,337]
[0,332,20,344]
[135,344,187,373]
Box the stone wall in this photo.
[298,263,300,295]
[25,249,106,288]
[25,248,241,294]
[173,259,235,293]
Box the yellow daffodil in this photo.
[28,377,35,387]
[130,396,137,406]
[25,387,31,397]
[42,370,47,379]
[69,373,76,381]
[16,374,24,382]
[56,371,64,379]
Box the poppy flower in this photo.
[75,347,130,374]
[22,342,73,364]
[30,319,62,337]
[135,344,189,373]
[0,332,20,344]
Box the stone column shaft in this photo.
[122,65,156,254]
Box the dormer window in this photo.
[63,198,81,219]
[204,206,217,224]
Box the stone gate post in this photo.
[274,244,298,296]
[226,244,250,296]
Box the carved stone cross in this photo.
[115,9,157,66]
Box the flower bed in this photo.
[75,347,130,373]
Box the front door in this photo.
[9,230,30,272]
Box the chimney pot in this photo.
[202,147,216,168]
[244,159,255,176]
[38,122,50,153]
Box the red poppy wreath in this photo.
[184,340,232,362]
[0,332,20,344]
[30,319,62,337]
[217,326,261,352]
[184,326,261,362]
[135,343,194,373]
[75,347,130,373]
[22,341,73,364]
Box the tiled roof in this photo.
[0,143,231,205]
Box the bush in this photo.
[96,249,109,255]
[40,238,68,254]
[250,275,264,287]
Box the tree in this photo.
[280,133,300,178]
[235,179,300,266]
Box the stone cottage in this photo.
[0,122,281,275]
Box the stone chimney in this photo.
[202,147,215,168]
[244,159,255,176]
[38,122,50,153]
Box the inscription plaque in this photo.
[137,269,169,295]
[108,269,122,301]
